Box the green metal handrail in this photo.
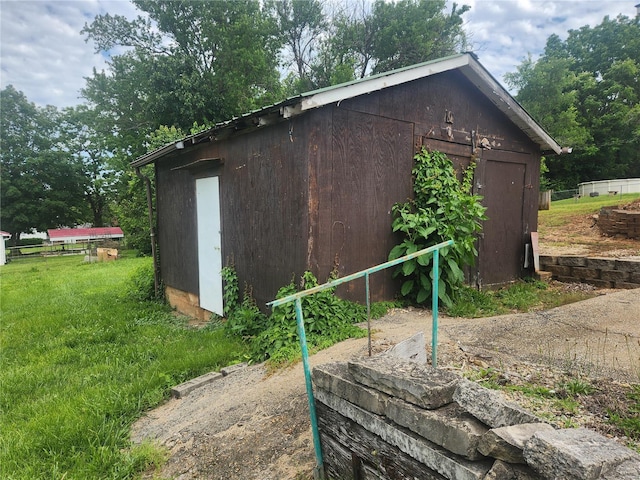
[266,239,454,478]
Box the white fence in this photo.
[578,178,640,196]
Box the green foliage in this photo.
[446,279,596,318]
[389,149,486,307]
[220,268,389,365]
[221,266,240,316]
[251,272,367,364]
[560,379,595,396]
[368,0,469,74]
[494,278,547,311]
[446,285,503,318]
[114,126,186,255]
[607,385,640,441]
[505,14,640,188]
[82,0,283,132]
[126,257,161,302]
[0,86,89,240]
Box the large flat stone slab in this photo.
[386,397,488,460]
[312,362,388,415]
[348,355,460,409]
[383,331,427,364]
[453,379,542,428]
[478,423,555,464]
[524,427,640,480]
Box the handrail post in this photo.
[431,248,440,368]
[365,272,371,356]
[294,298,325,479]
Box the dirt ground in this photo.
[538,197,640,259]
[132,205,640,480]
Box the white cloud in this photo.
[461,0,638,90]
[0,0,140,108]
[0,0,637,108]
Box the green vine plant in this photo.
[389,148,487,307]
[218,267,398,366]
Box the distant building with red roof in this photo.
[47,227,124,244]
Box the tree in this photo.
[0,86,88,243]
[307,0,469,89]
[59,105,118,227]
[271,0,328,92]
[82,0,283,135]
[114,125,186,254]
[506,15,640,189]
[369,0,469,74]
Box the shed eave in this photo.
[131,142,184,169]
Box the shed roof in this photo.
[132,52,562,168]
[0,231,11,238]
[48,227,124,240]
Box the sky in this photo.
[0,0,638,109]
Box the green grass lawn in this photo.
[539,192,640,228]
[0,255,246,479]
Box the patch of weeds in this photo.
[126,440,169,476]
[550,396,581,416]
[446,279,596,318]
[132,308,189,329]
[506,384,555,398]
[224,289,268,340]
[369,300,403,319]
[494,279,546,311]
[607,385,640,441]
[126,257,163,302]
[559,379,595,396]
[252,272,367,364]
[203,314,224,331]
[465,367,502,389]
[447,286,503,317]
[222,268,373,366]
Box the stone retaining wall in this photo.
[539,255,640,289]
[312,356,640,479]
[598,207,640,239]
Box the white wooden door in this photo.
[196,177,223,315]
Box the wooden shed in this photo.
[132,53,562,320]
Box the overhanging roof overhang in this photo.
[132,53,562,168]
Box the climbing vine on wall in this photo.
[389,148,486,306]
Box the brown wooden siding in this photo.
[324,107,414,302]
[341,71,537,157]
[156,160,199,294]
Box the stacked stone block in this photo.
[312,356,640,479]
[598,207,640,239]
[539,255,640,289]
